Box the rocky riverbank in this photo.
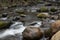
[0,0,60,40]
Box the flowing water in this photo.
[0,21,46,40]
[0,20,55,40]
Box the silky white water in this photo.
[0,22,26,39]
[0,21,42,40]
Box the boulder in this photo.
[37,13,49,19]
[40,7,48,12]
[51,20,60,33]
[0,21,12,29]
[22,27,43,40]
[51,31,60,40]
[44,20,60,39]
[50,7,57,12]
[44,28,52,38]
[20,14,26,17]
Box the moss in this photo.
[50,8,57,12]
[44,28,52,38]
[0,21,12,29]
[22,27,43,40]
[37,13,48,18]
[16,11,25,14]
[40,7,48,12]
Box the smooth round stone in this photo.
[22,27,43,40]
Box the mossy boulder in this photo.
[40,7,48,12]
[37,13,49,18]
[44,20,60,39]
[50,8,57,12]
[0,21,12,29]
[20,14,26,17]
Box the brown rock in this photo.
[51,31,60,40]
[22,27,43,40]
[44,20,60,39]
[51,20,60,33]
